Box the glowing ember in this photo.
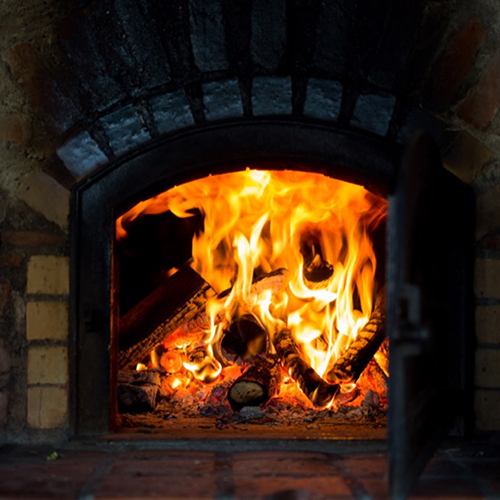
[118,169,388,409]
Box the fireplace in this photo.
[1,0,499,498]
[70,119,474,497]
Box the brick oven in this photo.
[1,0,500,498]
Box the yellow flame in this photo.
[118,169,387,392]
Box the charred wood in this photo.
[326,287,386,384]
[117,370,161,414]
[222,314,268,360]
[228,355,282,410]
[273,328,339,408]
[118,265,215,370]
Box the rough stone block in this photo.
[425,19,485,110]
[26,302,69,341]
[397,107,448,146]
[351,94,396,136]
[189,0,228,72]
[27,386,67,429]
[0,114,33,147]
[313,0,354,76]
[476,349,500,388]
[476,184,500,239]
[476,305,500,345]
[475,389,500,430]
[252,76,292,116]
[150,91,194,135]
[100,105,151,156]
[203,79,243,121]
[0,391,8,426]
[15,172,70,230]
[27,256,69,295]
[251,0,286,72]
[57,131,108,180]
[28,346,68,385]
[0,279,11,317]
[59,11,125,112]
[458,50,500,130]
[1,43,79,134]
[443,131,491,184]
[114,0,171,90]
[475,258,500,299]
[304,79,342,121]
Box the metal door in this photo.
[387,132,475,499]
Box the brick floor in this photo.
[0,438,498,499]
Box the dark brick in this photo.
[458,50,500,130]
[0,254,23,267]
[0,339,11,376]
[149,90,194,135]
[57,130,109,179]
[287,0,322,74]
[304,78,342,121]
[146,0,200,85]
[235,476,351,499]
[59,10,126,112]
[203,79,243,121]
[0,392,8,426]
[351,93,396,136]
[252,76,292,116]
[313,0,355,77]
[0,115,33,147]
[114,0,171,90]
[0,280,11,317]
[189,0,228,73]
[2,43,79,135]
[367,0,423,90]
[397,3,450,96]
[251,0,286,73]
[99,105,151,156]
[424,19,485,111]
[221,0,252,76]
[97,474,216,498]
[1,231,65,247]
[349,0,392,82]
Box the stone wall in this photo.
[1,0,500,441]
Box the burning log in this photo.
[117,370,161,413]
[119,268,287,370]
[273,328,339,408]
[228,355,282,410]
[118,265,215,370]
[222,313,268,360]
[326,287,386,385]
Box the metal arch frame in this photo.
[70,117,401,436]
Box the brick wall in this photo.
[1,0,500,441]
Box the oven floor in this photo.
[116,414,387,440]
[0,435,498,499]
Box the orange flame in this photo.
[121,169,387,395]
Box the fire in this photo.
[118,169,387,408]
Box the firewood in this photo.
[273,328,339,408]
[117,370,161,413]
[119,268,287,370]
[222,314,268,360]
[326,287,386,384]
[118,265,215,370]
[228,355,282,410]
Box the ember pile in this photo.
[115,169,388,420]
